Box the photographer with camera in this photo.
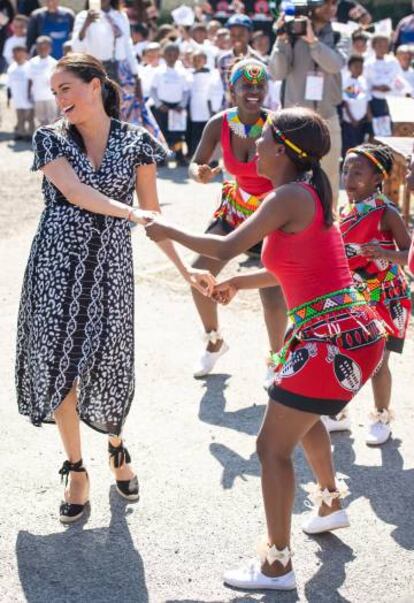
[269,0,349,205]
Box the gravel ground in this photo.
[0,89,413,603]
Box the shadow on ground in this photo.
[16,486,147,603]
[199,377,414,551]
[332,435,414,550]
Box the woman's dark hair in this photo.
[269,108,334,226]
[55,53,121,150]
[348,143,394,177]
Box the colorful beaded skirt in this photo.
[213,180,267,228]
[267,287,387,414]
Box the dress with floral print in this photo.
[16,118,166,435]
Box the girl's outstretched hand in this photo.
[185,268,216,296]
[194,163,222,184]
[144,216,171,242]
[212,278,238,305]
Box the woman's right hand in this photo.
[194,163,221,184]
[212,278,239,305]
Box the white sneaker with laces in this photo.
[322,412,351,433]
[365,408,393,446]
[223,558,296,591]
[302,509,350,535]
[193,331,229,378]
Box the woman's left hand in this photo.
[184,268,216,296]
[144,216,171,242]
[360,243,386,259]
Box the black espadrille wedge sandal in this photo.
[108,442,140,502]
[58,459,89,524]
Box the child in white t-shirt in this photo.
[6,45,34,141]
[2,14,28,67]
[187,49,223,156]
[150,42,190,165]
[342,54,372,154]
[27,36,58,126]
[364,34,405,135]
[139,43,161,101]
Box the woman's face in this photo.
[51,69,102,125]
[342,153,381,202]
[255,123,279,178]
[231,76,268,116]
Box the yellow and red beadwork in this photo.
[230,63,268,86]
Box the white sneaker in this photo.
[302,509,350,535]
[193,341,229,378]
[223,558,296,591]
[322,412,351,433]
[366,420,391,446]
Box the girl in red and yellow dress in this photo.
[187,59,287,383]
[323,144,412,445]
[144,109,386,592]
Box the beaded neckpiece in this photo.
[227,108,265,140]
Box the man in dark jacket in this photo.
[26,0,74,59]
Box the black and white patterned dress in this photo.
[16,118,166,435]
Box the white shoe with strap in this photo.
[301,479,350,535]
[366,409,394,446]
[193,330,229,378]
[223,542,296,591]
[322,411,351,433]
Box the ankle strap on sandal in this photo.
[369,408,394,424]
[59,459,86,486]
[108,442,131,468]
[304,479,350,508]
[257,538,292,568]
[203,330,222,345]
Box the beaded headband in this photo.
[266,116,309,159]
[347,147,388,177]
[230,63,269,87]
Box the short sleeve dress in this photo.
[16,118,166,435]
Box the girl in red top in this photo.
[324,144,411,445]
[187,59,286,383]
[145,108,385,592]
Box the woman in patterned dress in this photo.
[15,52,213,523]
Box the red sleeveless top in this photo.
[261,183,352,310]
[221,112,273,196]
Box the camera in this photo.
[275,0,325,37]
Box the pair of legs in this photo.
[54,384,135,505]
[191,221,287,354]
[257,400,341,577]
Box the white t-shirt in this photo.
[6,61,33,109]
[26,55,57,102]
[364,55,404,99]
[188,68,223,122]
[2,35,27,66]
[138,63,157,99]
[342,73,370,122]
[150,64,190,105]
